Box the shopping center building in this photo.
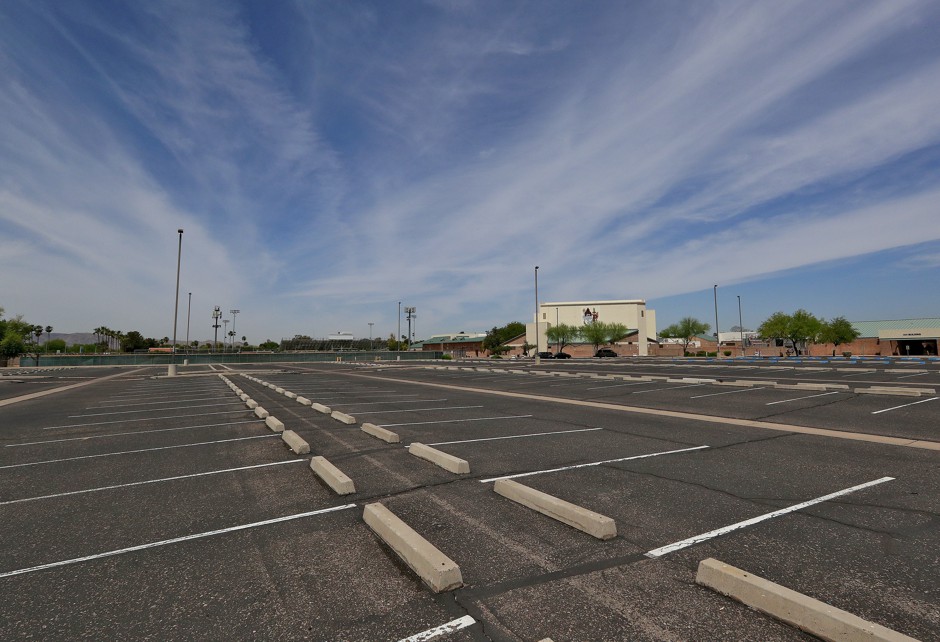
[524,299,657,356]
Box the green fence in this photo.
[32,351,442,367]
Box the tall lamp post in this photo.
[713,284,720,358]
[185,292,192,354]
[737,295,745,357]
[169,228,183,376]
[222,319,229,352]
[398,302,401,353]
[368,322,374,350]
[230,309,240,352]
[534,266,540,364]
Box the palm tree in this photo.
[45,325,53,345]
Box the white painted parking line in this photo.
[70,401,245,418]
[631,383,707,395]
[871,397,938,415]
[896,372,928,379]
[0,435,279,470]
[88,396,226,409]
[584,381,655,390]
[0,503,357,579]
[480,445,709,483]
[424,427,603,447]
[765,391,841,405]
[645,476,895,558]
[6,420,260,448]
[0,460,306,506]
[689,387,768,399]
[42,410,250,430]
[351,405,483,416]
[379,415,533,428]
[335,399,448,407]
[398,615,476,642]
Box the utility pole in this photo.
[185,292,192,353]
[737,295,745,357]
[368,322,374,350]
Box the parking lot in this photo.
[0,358,937,641]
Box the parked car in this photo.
[594,348,617,358]
[554,351,572,359]
[536,351,555,359]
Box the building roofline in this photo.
[541,299,646,307]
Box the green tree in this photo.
[123,331,147,352]
[758,309,822,355]
[44,338,66,353]
[659,317,711,355]
[818,316,860,355]
[545,323,582,353]
[483,321,526,354]
[259,340,279,350]
[581,321,630,353]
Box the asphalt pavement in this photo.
[0,359,936,641]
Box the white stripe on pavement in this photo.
[424,427,603,446]
[0,435,278,470]
[70,401,245,417]
[631,383,707,395]
[352,405,483,416]
[0,504,357,579]
[398,615,476,642]
[765,391,840,405]
[42,410,250,430]
[6,420,260,447]
[689,387,767,399]
[0,460,306,505]
[480,445,709,482]
[379,415,532,428]
[871,396,938,415]
[645,476,895,558]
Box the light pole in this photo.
[713,284,720,358]
[169,228,183,376]
[212,306,221,352]
[737,295,744,357]
[185,292,192,354]
[534,266,540,364]
[230,309,240,351]
[398,302,401,353]
[556,307,560,353]
[222,319,229,352]
[405,307,416,349]
[368,322,374,350]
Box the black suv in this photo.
[554,352,572,359]
[594,348,617,358]
[536,351,555,359]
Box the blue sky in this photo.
[2,0,940,344]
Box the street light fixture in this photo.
[169,228,183,376]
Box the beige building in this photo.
[526,299,657,356]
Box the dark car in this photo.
[536,351,555,359]
[554,351,572,359]
[594,348,617,358]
